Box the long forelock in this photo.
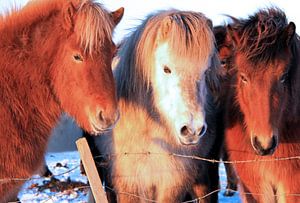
[138,10,214,86]
[76,1,114,55]
[115,10,216,100]
[166,12,214,66]
[236,8,289,63]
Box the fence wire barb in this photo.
[1,152,300,202]
[105,186,300,203]
[94,151,300,164]
[0,165,79,183]
[1,152,300,183]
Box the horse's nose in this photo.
[98,109,120,130]
[180,123,207,137]
[178,123,207,146]
[251,135,278,156]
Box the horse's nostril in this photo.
[270,135,278,149]
[98,110,105,122]
[97,109,119,129]
[253,136,260,147]
[199,124,207,137]
[180,126,190,136]
[251,135,278,156]
[114,110,120,123]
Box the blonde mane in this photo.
[115,10,216,101]
[0,0,114,55]
[76,0,114,54]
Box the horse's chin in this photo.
[252,146,276,156]
[87,111,119,135]
[178,136,200,146]
[89,120,113,136]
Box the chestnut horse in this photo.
[0,0,123,201]
[90,10,222,203]
[224,8,300,202]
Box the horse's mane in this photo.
[213,25,228,51]
[231,7,289,63]
[115,9,215,101]
[0,0,114,55]
[75,1,114,54]
[288,34,300,119]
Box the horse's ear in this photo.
[227,24,241,47]
[207,19,213,29]
[111,7,124,26]
[63,2,76,31]
[283,22,296,45]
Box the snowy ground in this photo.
[18,152,88,203]
[18,151,241,202]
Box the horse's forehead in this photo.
[155,42,211,72]
[236,53,287,77]
[72,2,114,55]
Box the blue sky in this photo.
[1,0,299,43]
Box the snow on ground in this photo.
[218,163,241,203]
[18,152,88,203]
[18,151,241,202]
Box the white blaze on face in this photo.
[152,42,208,139]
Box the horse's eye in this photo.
[280,72,288,83]
[220,59,227,67]
[73,54,83,62]
[240,73,248,84]
[163,65,172,74]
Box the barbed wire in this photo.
[9,182,300,203]
[0,165,79,183]
[104,186,300,203]
[1,151,300,202]
[8,181,300,203]
[6,169,300,202]
[94,151,300,164]
[1,152,299,183]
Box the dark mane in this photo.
[213,25,228,51]
[288,34,300,120]
[231,8,289,63]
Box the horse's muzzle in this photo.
[178,123,207,145]
[251,135,278,156]
[90,109,120,135]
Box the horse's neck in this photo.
[0,32,62,141]
[0,67,61,135]
[0,8,62,120]
[0,8,60,60]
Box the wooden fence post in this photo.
[76,137,108,203]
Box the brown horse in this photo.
[90,9,222,203]
[224,8,300,202]
[213,25,238,197]
[0,0,123,201]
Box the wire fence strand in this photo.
[1,152,300,183]
[1,152,300,202]
[0,165,80,183]
[94,151,300,164]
